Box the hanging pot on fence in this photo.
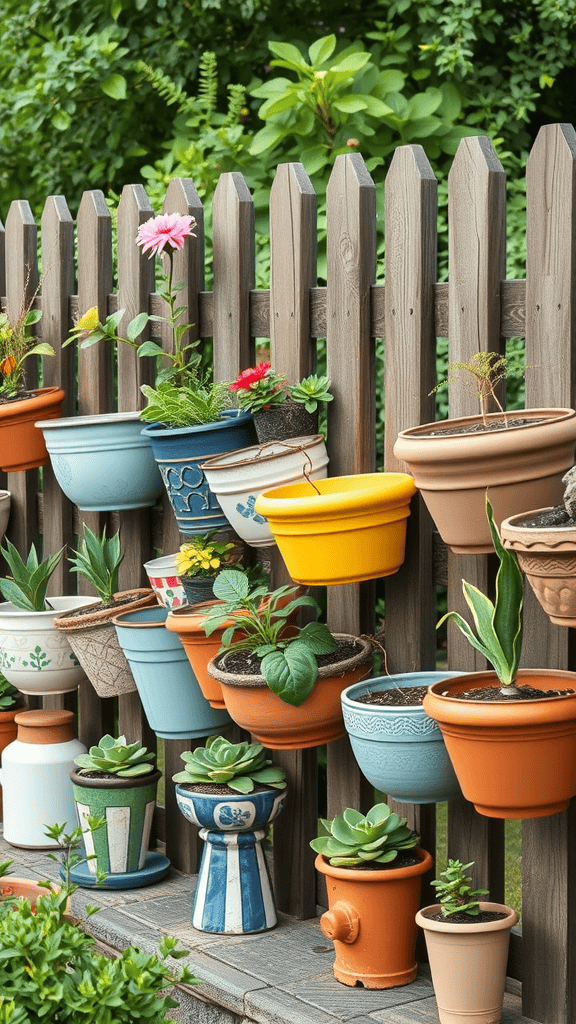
[0,387,65,473]
[500,508,576,627]
[341,672,463,804]
[201,435,329,547]
[393,408,576,555]
[254,473,416,585]
[35,411,164,511]
[113,604,231,739]
[141,409,257,535]
[165,601,229,709]
[143,553,185,608]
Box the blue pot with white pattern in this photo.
[341,672,464,804]
[141,409,256,534]
[175,783,286,933]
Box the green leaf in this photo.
[308,35,337,66]
[297,621,336,656]
[23,343,54,358]
[268,41,306,64]
[261,643,318,706]
[330,52,371,73]
[487,496,523,681]
[332,97,368,113]
[408,88,443,119]
[213,569,250,604]
[51,110,71,131]
[377,69,407,94]
[101,74,127,100]
[137,340,165,359]
[127,313,149,341]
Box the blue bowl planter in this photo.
[35,412,164,511]
[175,783,286,933]
[113,605,230,740]
[341,672,464,804]
[141,409,257,534]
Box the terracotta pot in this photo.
[207,635,372,749]
[501,508,576,627]
[416,902,518,1024]
[0,386,65,472]
[316,848,433,988]
[423,668,576,818]
[1,876,69,911]
[393,407,576,554]
[53,589,157,697]
[165,600,231,709]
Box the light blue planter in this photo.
[175,784,286,933]
[141,409,256,534]
[36,412,163,511]
[341,672,464,804]
[113,605,230,739]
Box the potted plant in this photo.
[341,671,463,804]
[174,531,239,605]
[204,570,372,748]
[53,524,156,698]
[393,351,576,554]
[0,540,99,696]
[173,734,287,933]
[229,362,333,442]
[201,434,329,547]
[254,471,416,585]
[416,859,518,1024]
[424,495,576,818]
[310,802,432,989]
[70,734,170,887]
[500,464,576,627]
[0,302,65,472]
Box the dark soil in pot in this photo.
[425,909,508,924]
[221,636,360,676]
[178,781,284,796]
[439,683,576,701]
[0,390,36,405]
[425,416,543,437]
[353,686,428,706]
[335,850,421,871]
[513,505,576,529]
[57,594,139,619]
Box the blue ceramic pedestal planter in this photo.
[175,784,286,933]
[113,605,230,739]
[141,409,256,534]
[341,672,463,804]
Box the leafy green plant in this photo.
[67,524,122,604]
[42,817,108,889]
[175,532,237,579]
[229,363,333,415]
[437,495,523,694]
[0,540,64,612]
[139,376,232,428]
[202,568,336,706]
[310,802,419,867]
[173,734,286,793]
[289,374,333,413]
[430,351,528,426]
[0,672,18,709]
[74,734,156,778]
[431,859,489,917]
[0,307,52,399]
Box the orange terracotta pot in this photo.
[0,700,23,818]
[1,876,69,911]
[0,386,65,472]
[316,848,433,989]
[165,600,230,709]
[424,669,576,818]
[207,635,372,749]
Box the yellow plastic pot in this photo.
[254,473,416,585]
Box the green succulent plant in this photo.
[309,803,419,867]
[67,524,123,604]
[74,735,156,778]
[0,539,64,612]
[0,672,18,709]
[431,859,489,918]
[172,734,286,794]
[289,374,333,413]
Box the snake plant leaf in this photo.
[487,495,523,683]
[437,609,503,674]
[461,582,512,684]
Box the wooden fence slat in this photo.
[521,121,576,1024]
[212,172,254,382]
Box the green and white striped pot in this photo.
[70,767,161,875]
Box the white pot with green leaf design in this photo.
[0,540,98,695]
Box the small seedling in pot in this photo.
[173,734,286,794]
[430,351,527,427]
[431,859,489,918]
[309,802,419,867]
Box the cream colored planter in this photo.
[0,491,10,542]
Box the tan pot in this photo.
[416,902,518,1024]
[501,508,576,626]
[393,408,576,554]
[53,589,157,697]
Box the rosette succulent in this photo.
[74,735,156,778]
[172,734,286,794]
[310,803,419,867]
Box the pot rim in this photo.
[0,386,64,423]
[501,508,576,543]
[416,901,518,933]
[141,408,253,438]
[200,434,326,472]
[70,766,161,789]
[341,670,464,711]
[424,669,576,726]
[0,595,101,624]
[255,472,416,517]
[175,780,287,798]
[315,846,433,882]
[53,590,156,630]
[143,553,181,573]
[35,410,143,429]
[396,407,575,442]
[112,604,169,629]
[208,634,373,687]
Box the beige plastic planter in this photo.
[501,508,576,627]
[393,408,576,554]
[416,902,518,1024]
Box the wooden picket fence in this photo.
[1,121,576,1022]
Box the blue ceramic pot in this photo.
[175,784,286,933]
[113,605,230,739]
[35,412,163,511]
[341,672,463,804]
[141,409,256,534]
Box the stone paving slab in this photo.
[368,991,535,1023]
[279,975,433,1020]
[206,927,337,986]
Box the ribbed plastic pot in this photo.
[143,553,185,608]
[0,387,65,472]
[341,672,463,804]
[316,848,433,988]
[35,411,163,511]
[501,508,576,627]
[201,435,329,546]
[254,473,416,585]
[393,407,576,554]
[113,604,231,739]
[141,409,257,535]
[71,767,161,874]
[416,902,518,1024]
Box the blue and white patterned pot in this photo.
[341,672,463,804]
[175,784,286,933]
[141,409,256,534]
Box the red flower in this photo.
[230,363,271,391]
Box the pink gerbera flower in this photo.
[136,213,197,258]
[230,363,272,391]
